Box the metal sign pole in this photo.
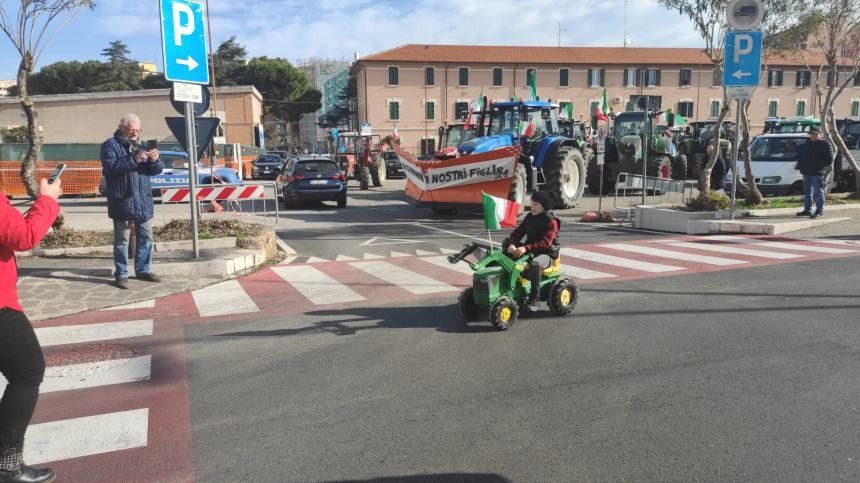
[185,102,200,258]
[642,96,649,206]
[730,99,741,220]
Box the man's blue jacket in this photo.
[100,134,164,221]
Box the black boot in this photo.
[0,448,55,483]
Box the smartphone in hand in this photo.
[47,163,66,184]
[145,139,158,150]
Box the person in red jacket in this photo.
[0,179,62,483]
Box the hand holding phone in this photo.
[145,139,158,150]
[38,178,62,200]
[47,163,66,184]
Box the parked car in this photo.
[267,150,289,160]
[383,151,404,178]
[729,133,808,196]
[252,154,284,180]
[149,151,242,195]
[276,155,347,208]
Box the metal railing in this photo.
[613,173,696,225]
[158,181,280,226]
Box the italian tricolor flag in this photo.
[482,192,520,230]
[594,88,609,121]
[519,120,536,137]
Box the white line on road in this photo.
[35,320,153,347]
[270,265,366,305]
[350,261,457,294]
[559,248,685,273]
[557,263,619,280]
[39,356,152,393]
[706,236,857,254]
[24,409,149,465]
[666,241,803,259]
[418,256,475,276]
[600,243,748,266]
[412,223,493,243]
[192,280,260,317]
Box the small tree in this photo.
[1,125,29,143]
[0,0,94,198]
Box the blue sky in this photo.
[0,0,703,80]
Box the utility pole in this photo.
[557,22,567,47]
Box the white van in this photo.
[731,133,809,196]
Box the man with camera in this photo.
[101,114,164,289]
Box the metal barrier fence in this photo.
[158,182,280,226]
[613,173,696,225]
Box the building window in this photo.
[851,100,859,117]
[796,70,811,87]
[559,68,569,87]
[425,100,435,121]
[710,100,721,118]
[712,68,722,87]
[677,101,694,118]
[425,67,434,86]
[493,68,503,87]
[420,138,436,156]
[767,69,784,87]
[768,100,779,117]
[388,66,399,86]
[458,67,469,86]
[524,68,537,87]
[796,99,806,116]
[454,101,469,120]
[855,72,860,87]
[588,68,604,87]
[624,68,640,87]
[644,68,661,87]
[679,68,692,87]
[388,100,399,120]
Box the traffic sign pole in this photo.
[730,100,741,220]
[185,102,200,259]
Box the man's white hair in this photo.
[119,113,141,128]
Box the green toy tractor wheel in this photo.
[458,287,480,321]
[548,277,579,316]
[490,296,519,331]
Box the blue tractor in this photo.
[457,100,588,209]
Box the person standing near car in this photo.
[796,126,834,218]
[0,179,62,483]
[101,114,164,289]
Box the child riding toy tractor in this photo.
[448,240,579,330]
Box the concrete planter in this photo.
[634,205,720,234]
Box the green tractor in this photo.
[586,111,679,195]
[558,118,595,164]
[449,241,579,331]
[675,120,735,181]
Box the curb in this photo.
[19,237,239,258]
[688,217,849,235]
[744,203,860,217]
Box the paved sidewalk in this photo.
[781,208,860,239]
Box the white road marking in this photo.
[439,248,460,254]
[100,299,155,311]
[414,249,438,256]
[35,320,153,347]
[192,280,260,317]
[666,241,803,259]
[810,238,860,247]
[335,255,358,261]
[350,261,457,294]
[706,235,857,254]
[361,237,425,246]
[559,248,685,273]
[418,256,475,276]
[305,256,329,264]
[600,243,747,266]
[37,356,152,394]
[363,253,387,260]
[24,409,149,465]
[558,264,618,280]
[389,251,411,258]
[271,265,365,305]
[412,223,493,243]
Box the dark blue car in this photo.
[276,155,347,208]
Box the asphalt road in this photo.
[184,244,860,482]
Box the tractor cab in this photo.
[434,122,481,159]
[457,100,558,156]
[764,116,820,134]
[334,132,385,190]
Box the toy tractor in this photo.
[676,120,735,181]
[586,111,680,195]
[448,241,579,331]
[457,100,589,210]
[333,132,385,190]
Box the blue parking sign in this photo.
[160,0,210,85]
[723,30,762,87]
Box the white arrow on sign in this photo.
[732,69,752,80]
[176,56,199,71]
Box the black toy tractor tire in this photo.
[371,155,385,187]
[548,277,579,316]
[458,288,480,321]
[586,157,614,196]
[490,297,519,331]
[508,163,527,214]
[359,166,371,190]
[544,146,586,209]
[671,154,688,181]
[337,194,347,208]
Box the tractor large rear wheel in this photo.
[544,146,586,209]
[359,166,371,190]
[647,155,672,179]
[692,152,707,180]
[586,157,614,195]
[508,163,527,214]
[370,155,386,187]
[671,154,688,181]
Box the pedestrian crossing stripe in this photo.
[389,251,411,258]
[414,249,438,256]
[271,265,365,305]
[35,320,153,347]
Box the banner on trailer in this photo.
[397,154,517,191]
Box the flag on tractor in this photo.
[392,122,398,140]
[527,69,538,101]
[559,102,574,120]
[482,192,520,230]
[518,120,536,137]
[656,109,687,126]
[465,90,484,128]
[594,89,609,121]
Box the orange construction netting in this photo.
[0,160,102,197]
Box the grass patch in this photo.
[738,195,852,210]
[37,219,266,249]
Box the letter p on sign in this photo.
[172,2,194,46]
[734,34,753,63]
